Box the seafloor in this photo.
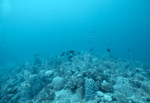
[0,51,150,103]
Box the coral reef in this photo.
[85,78,98,101]
[0,52,150,103]
[52,76,64,91]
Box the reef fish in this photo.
[107,48,111,52]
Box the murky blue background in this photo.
[0,0,150,65]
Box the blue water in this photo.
[0,0,150,65]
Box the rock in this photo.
[76,87,85,99]
[103,94,112,102]
[97,91,104,97]
[45,70,54,77]
[135,68,143,72]
[67,78,77,90]
[113,92,128,103]
[101,80,114,92]
[77,77,84,88]
[37,87,55,102]
[71,94,82,103]
[52,77,64,91]
[53,89,71,103]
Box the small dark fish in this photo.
[68,55,73,58]
[69,50,75,54]
[61,52,66,56]
[90,48,94,51]
[34,53,40,57]
[107,48,111,52]
[66,50,75,55]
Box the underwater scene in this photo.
[0,0,150,103]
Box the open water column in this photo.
[0,0,150,103]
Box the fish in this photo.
[68,55,73,58]
[90,48,94,51]
[66,50,75,55]
[69,50,75,54]
[107,48,111,52]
